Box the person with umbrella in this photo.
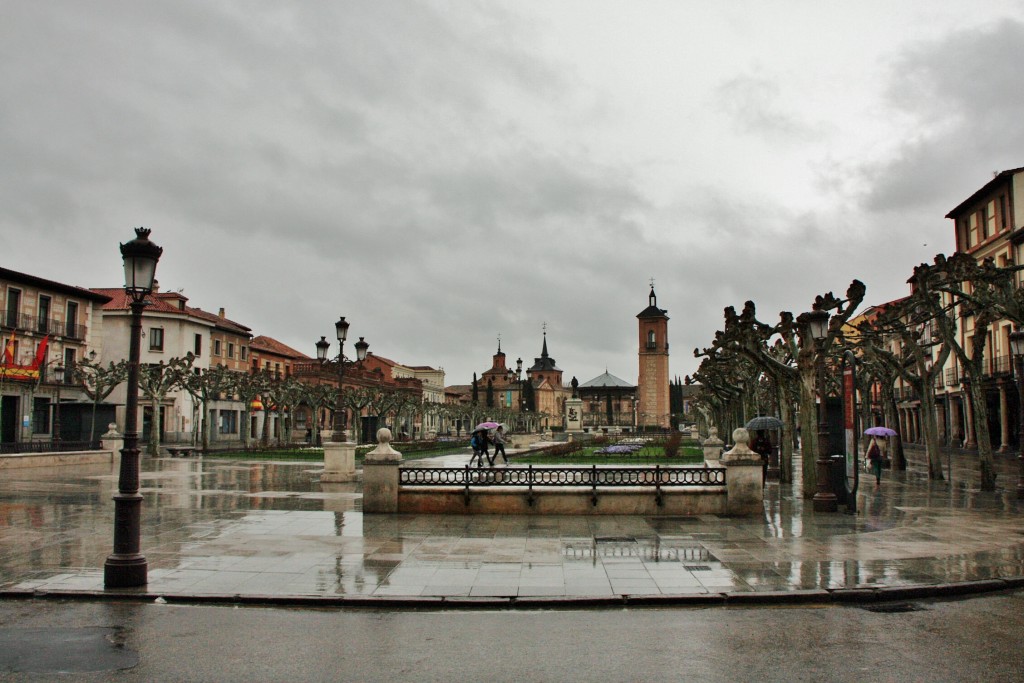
[863,426,896,488]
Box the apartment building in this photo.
[1,267,110,445]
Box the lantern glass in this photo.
[1011,330,1024,357]
[120,228,162,298]
[802,309,829,341]
[335,316,349,342]
[315,336,330,361]
[355,337,369,361]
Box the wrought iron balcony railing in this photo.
[1,311,86,340]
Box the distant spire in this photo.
[649,284,657,308]
[541,328,549,358]
[497,334,502,354]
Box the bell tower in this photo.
[637,285,670,429]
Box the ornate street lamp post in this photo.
[105,227,161,588]
[53,362,64,448]
[1009,328,1024,499]
[801,308,838,513]
[316,319,369,442]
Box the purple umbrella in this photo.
[864,426,897,437]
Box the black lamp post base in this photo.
[103,556,148,588]
[812,492,838,512]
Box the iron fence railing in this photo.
[0,440,101,455]
[400,464,725,507]
[945,367,960,386]
[400,465,725,487]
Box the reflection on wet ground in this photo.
[1,449,1022,598]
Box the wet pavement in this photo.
[1,447,1023,602]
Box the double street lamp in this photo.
[316,317,368,442]
[800,308,838,513]
[105,227,162,588]
[1009,328,1024,499]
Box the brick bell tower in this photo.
[637,285,670,429]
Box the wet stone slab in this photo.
[1,451,1023,599]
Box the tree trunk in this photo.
[966,379,997,490]
[881,384,906,470]
[799,363,818,499]
[919,383,945,480]
[148,398,161,456]
[777,389,794,484]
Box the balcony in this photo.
[945,367,960,387]
[1,311,86,340]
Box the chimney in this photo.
[218,308,226,318]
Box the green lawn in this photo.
[513,444,704,466]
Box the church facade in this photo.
[454,287,671,432]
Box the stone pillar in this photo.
[964,389,977,449]
[100,423,123,464]
[999,381,1010,452]
[565,397,583,433]
[321,433,357,483]
[702,426,724,467]
[722,428,764,515]
[362,428,402,513]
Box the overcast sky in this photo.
[3,1,1023,388]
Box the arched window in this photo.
[647,330,656,349]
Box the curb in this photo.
[2,577,1022,610]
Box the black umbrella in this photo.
[745,415,784,431]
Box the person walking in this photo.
[492,425,508,465]
[470,430,485,468]
[866,436,883,487]
[750,429,772,486]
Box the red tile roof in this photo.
[92,289,190,315]
[186,307,252,336]
[251,335,310,360]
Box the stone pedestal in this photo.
[321,439,357,483]
[101,423,124,463]
[362,428,402,513]
[565,397,583,433]
[721,427,764,515]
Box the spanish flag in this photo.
[1,331,13,366]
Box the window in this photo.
[1000,194,1009,229]
[37,295,51,333]
[5,288,21,328]
[33,397,49,434]
[194,333,203,356]
[227,342,235,359]
[647,330,656,349]
[63,348,76,384]
[219,410,238,435]
[65,301,79,338]
[214,339,222,356]
[986,200,996,237]
[149,327,164,351]
[240,346,248,361]
[970,213,979,245]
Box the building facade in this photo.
[1,268,110,445]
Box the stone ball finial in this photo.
[365,427,401,461]
[732,427,750,446]
[708,426,718,439]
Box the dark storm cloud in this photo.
[857,18,1024,213]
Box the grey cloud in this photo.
[855,18,1024,213]
[715,74,822,141]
